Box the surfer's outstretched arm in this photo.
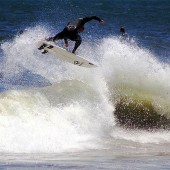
[82,16,104,25]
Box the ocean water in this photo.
[0,0,170,169]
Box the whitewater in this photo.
[0,26,170,156]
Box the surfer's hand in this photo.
[99,20,104,24]
[65,43,68,48]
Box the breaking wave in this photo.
[0,26,170,153]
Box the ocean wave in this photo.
[0,80,114,153]
[99,37,170,129]
[0,26,170,153]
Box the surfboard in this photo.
[38,41,97,68]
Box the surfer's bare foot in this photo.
[46,37,53,41]
[72,49,76,54]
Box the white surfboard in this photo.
[38,41,97,68]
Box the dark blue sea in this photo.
[0,0,170,169]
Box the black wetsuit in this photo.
[49,16,102,53]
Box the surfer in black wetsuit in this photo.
[120,26,129,40]
[120,26,125,36]
[44,16,104,54]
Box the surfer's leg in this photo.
[46,32,63,41]
[71,35,82,54]
[39,29,66,51]
[52,32,64,41]
[47,28,68,42]
[39,29,66,52]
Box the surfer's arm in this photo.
[82,16,104,24]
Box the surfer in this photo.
[120,26,126,36]
[120,26,128,40]
[42,16,104,54]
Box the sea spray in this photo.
[0,26,170,154]
[0,80,114,153]
[98,37,170,118]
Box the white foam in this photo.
[0,26,170,153]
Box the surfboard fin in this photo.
[47,45,54,49]
[38,43,47,50]
[42,50,48,54]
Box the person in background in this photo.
[120,26,128,41]
[120,26,126,36]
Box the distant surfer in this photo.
[120,26,126,36]
[120,26,128,40]
[39,16,104,54]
